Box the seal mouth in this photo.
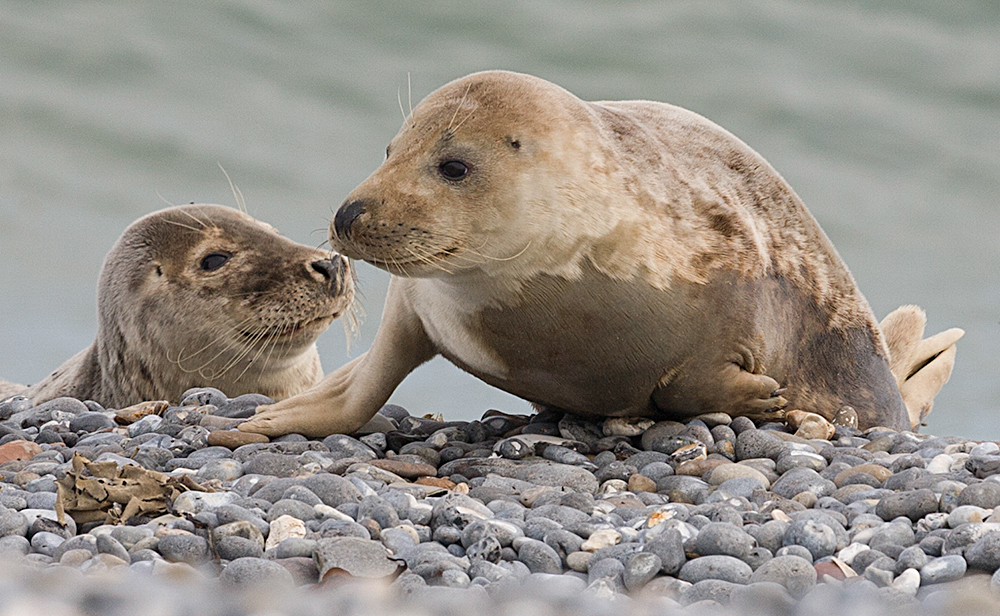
[239,313,337,342]
[366,246,461,274]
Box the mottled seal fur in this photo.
[241,70,958,437]
[0,204,354,408]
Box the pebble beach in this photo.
[2,390,1000,615]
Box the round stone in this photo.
[321,435,377,461]
[157,533,210,564]
[216,536,264,560]
[643,529,686,575]
[180,387,228,407]
[958,482,1000,509]
[313,536,401,579]
[69,412,116,432]
[920,555,967,585]
[694,522,754,560]
[220,557,295,586]
[874,488,937,522]
[29,531,64,556]
[678,554,752,584]
[771,468,836,500]
[624,552,662,591]
[964,531,1000,572]
[707,463,771,488]
[782,519,837,560]
[735,430,785,461]
[214,394,274,419]
[517,539,562,574]
[513,463,599,493]
[302,474,363,507]
[749,555,817,598]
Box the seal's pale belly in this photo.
[409,267,707,417]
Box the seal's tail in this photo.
[880,305,964,431]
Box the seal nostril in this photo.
[333,200,366,239]
[310,259,334,282]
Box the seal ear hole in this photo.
[155,265,163,277]
[200,251,233,272]
[509,138,521,149]
[438,160,470,181]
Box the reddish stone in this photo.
[0,440,43,465]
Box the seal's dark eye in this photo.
[438,160,469,181]
[200,252,232,271]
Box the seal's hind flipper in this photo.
[0,378,28,401]
[881,305,964,430]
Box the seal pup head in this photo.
[30,204,355,407]
[329,70,621,282]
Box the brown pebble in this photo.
[12,470,41,487]
[369,458,437,480]
[113,400,169,425]
[814,561,844,581]
[206,430,269,449]
[675,458,729,477]
[795,415,835,440]
[792,491,818,508]
[0,440,43,465]
[862,436,896,453]
[414,477,456,490]
[833,463,892,487]
[627,473,657,493]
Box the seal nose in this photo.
[310,255,348,297]
[333,199,366,239]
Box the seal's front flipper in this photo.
[722,363,789,421]
[652,358,787,421]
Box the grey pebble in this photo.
[875,488,938,522]
[214,394,273,419]
[678,554,753,584]
[920,554,967,584]
[749,555,817,598]
[220,556,295,586]
[216,536,264,560]
[782,519,837,560]
[0,511,29,538]
[157,533,210,564]
[771,468,836,500]
[694,522,754,560]
[643,528,686,575]
[516,538,562,574]
[624,552,662,591]
[29,531,64,556]
[96,534,130,562]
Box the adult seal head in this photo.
[1,204,354,408]
[240,70,960,437]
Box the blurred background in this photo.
[1,1,997,437]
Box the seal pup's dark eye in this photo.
[200,252,232,271]
[438,160,469,181]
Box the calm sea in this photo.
[1,1,997,437]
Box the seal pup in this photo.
[241,70,957,437]
[1,204,354,408]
